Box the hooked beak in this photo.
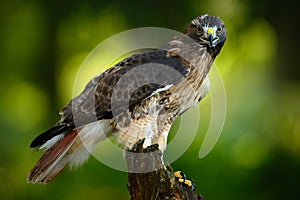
[200,27,219,47]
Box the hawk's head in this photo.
[185,14,227,55]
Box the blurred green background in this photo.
[1,0,300,199]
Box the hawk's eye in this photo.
[217,27,223,33]
[195,26,203,34]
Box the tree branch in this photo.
[125,139,205,200]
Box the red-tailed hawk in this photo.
[28,14,226,184]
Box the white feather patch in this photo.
[148,84,173,98]
[68,120,113,168]
[199,76,210,98]
[40,134,64,150]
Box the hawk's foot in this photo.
[174,170,195,191]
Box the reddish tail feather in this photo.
[27,129,81,184]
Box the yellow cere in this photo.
[207,27,215,35]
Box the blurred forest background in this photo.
[1,0,300,199]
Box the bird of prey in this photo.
[28,14,227,184]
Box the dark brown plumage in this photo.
[28,14,227,184]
